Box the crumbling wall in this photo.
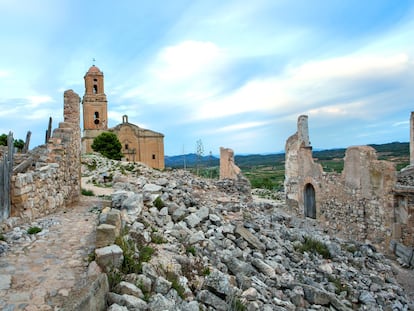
[410,112,414,165]
[393,166,414,247]
[284,115,323,215]
[10,90,81,222]
[285,115,397,252]
[219,147,241,180]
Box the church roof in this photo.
[87,65,102,74]
[111,121,164,138]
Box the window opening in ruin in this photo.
[304,183,316,219]
[125,144,129,150]
[94,111,100,125]
[152,154,156,160]
[93,84,98,94]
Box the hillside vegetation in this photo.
[165,142,410,190]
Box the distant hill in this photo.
[165,142,409,170]
[165,153,219,168]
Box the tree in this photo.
[195,139,204,176]
[0,133,24,152]
[13,139,25,152]
[91,132,123,160]
[0,134,7,146]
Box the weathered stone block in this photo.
[96,224,118,248]
[95,245,124,271]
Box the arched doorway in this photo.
[304,183,316,219]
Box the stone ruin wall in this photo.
[285,115,398,252]
[9,90,81,223]
[317,148,396,249]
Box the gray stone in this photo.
[188,230,205,244]
[115,281,143,298]
[180,300,200,311]
[251,258,275,278]
[95,224,117,248]
[143,183,163,192]
[107,304,128,311]
[196,206,210,220]
[222,224,235,234]
[303,285,330,306]
[154,276,172,294]
[242,287,258,301]
[0,274,11,290]
[209,214,222,224]
[95,245,124,271]
[131,221,145,231]
[159,206,169,216]
[122,193,144,215]
[148,293,175,311]
[197,290,227,311]
[172,208,187,222]
[105,209,122,235]
[112,190,134,209]
[204,269,231,297]
[108,293,147,310]
[185,213,201,228]
[235,225,266,252]
[359,290,376,305]
[135,274,152,293]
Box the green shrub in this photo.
[139,246,155,263]
[295,236,331,259]
[107,268,123,290]
[81,188,94,196]
[91,132,123,160]
[153,196,165,210]
[228,297,247,311]
[202,267,210,276]
[0,233,5,241]
[165,270,185,299]
[328,275,349,295]
[151,233,167,244]
[186,246,196,256]
[115,235,141,274]
[27,227,42,235]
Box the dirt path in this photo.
[0,196,103,311]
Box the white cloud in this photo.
[191,52,412,121]
[392,120,409,127]
[151,40,224,81]
[211,121,269,133]
[25,95,54,108]
[123,40,227,103]
[0,70,10,78]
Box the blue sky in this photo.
[0,0,413,156]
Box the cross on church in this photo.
[92,58,96,65]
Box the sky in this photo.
[0,0,413,156]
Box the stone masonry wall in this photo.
[285,115,397,252]
[10,90,81,222]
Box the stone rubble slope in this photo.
[83,154,412,311]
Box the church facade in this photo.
[81,65,165,169]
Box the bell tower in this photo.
[81,65,108,153]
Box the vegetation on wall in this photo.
[91,132,123,160]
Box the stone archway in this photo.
[304,183,316,219]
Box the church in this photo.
[81,65,165,169]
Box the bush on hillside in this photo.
[91,132,123,160]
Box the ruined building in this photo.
[285,114,413,254]
[1,90,82,224]
[81,65,165,169]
